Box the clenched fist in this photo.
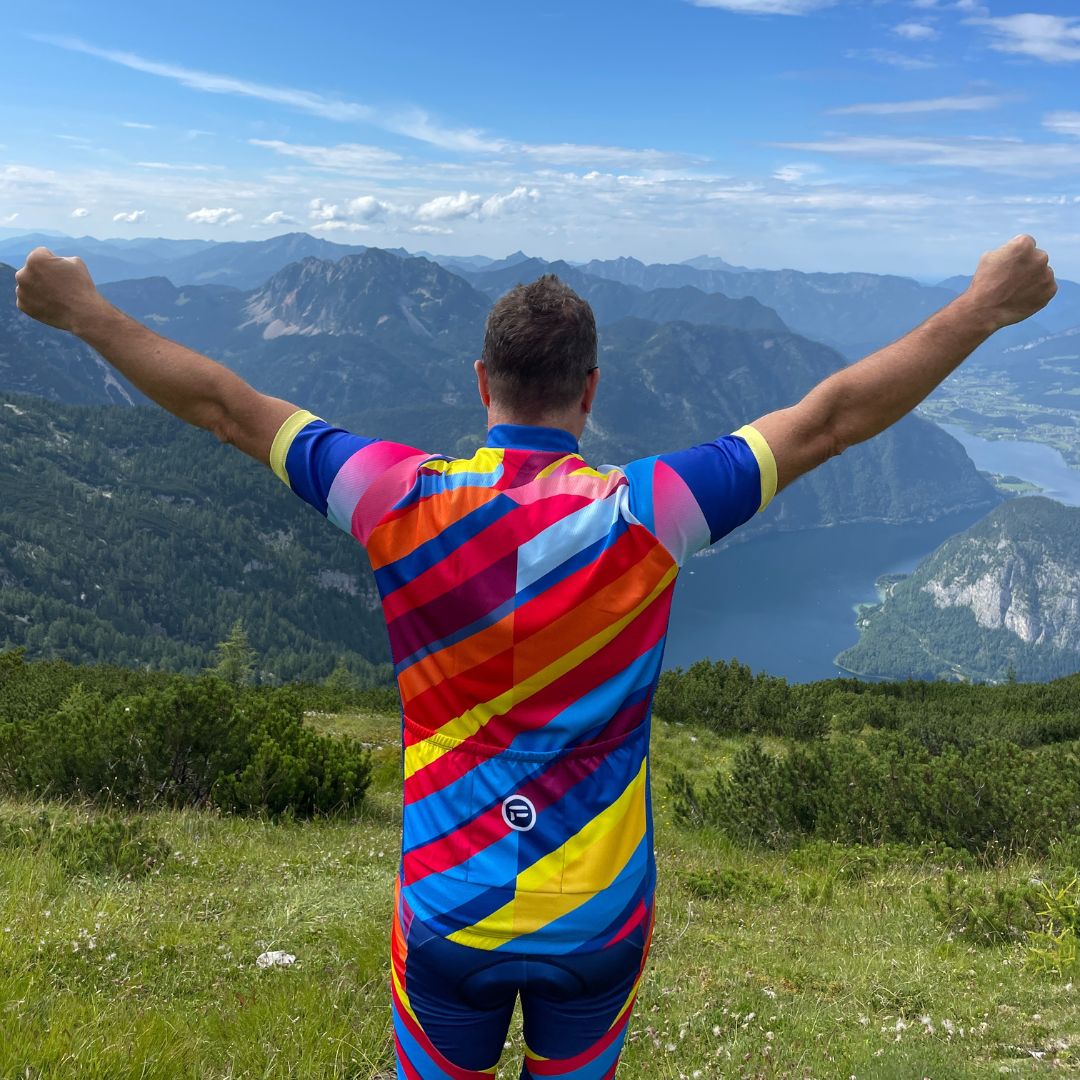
[964,234,1057,331]
[15,247,109,335]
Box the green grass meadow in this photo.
[0,709,1076,1078]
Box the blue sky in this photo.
[2,0,1079,276]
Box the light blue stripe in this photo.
[515,494,621,592]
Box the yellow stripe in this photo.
[446,759,648,948]
[732,423,778,512]
[268,409,321,487]
[403,564,678,780]
[423,448,505,476]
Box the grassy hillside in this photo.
[1,684,1078,1077]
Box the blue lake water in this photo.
[663,511,986,681]
[938,424,1080,507]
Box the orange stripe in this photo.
[368,485,503,570]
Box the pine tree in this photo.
[211,620,257,687]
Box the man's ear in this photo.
[582,367,600,415]
[474,359,491,407]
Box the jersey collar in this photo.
[485,424,579,453]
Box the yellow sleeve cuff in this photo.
[269,409,322,488]
[732,424,777,513]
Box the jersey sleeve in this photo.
[622,424,777,566]
[269,409,432,545]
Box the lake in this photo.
[938,424,1080,507]
[663,510,986,681]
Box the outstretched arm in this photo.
[752,235,1058,492]
[14,247,298,463]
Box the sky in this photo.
[2,0,1079,278]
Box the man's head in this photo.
[476,275,599,434]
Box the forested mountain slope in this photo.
[0,395,390,682]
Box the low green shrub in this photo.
[924,870,1043,945]
[0,675,371,817]
[671,734,1080,854]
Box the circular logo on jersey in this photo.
[502,795,537,832]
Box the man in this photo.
[15,236,1056,1078]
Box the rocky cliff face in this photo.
[921,507,1080,651]
[839,497,1080,681]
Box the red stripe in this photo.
[604,899,647,947]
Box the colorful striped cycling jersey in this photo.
[271,412,777,955]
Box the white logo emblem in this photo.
[502,795,537,832]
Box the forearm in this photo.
[73,301,249,437]
[813,293,997,452]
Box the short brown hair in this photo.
[481,275,597,418]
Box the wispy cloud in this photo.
[112,210,146,223]
[846,48,937,70]
[71,207,90,218]
[829,95,1005,115]
[1045,112,1080,137]
[121,120,155,130]
[688,0,835,14]
[136,161,217,171]
[775,134,1080,174]
[248,139,401,171]
[31,35,505,152]
[974,14,1080,64]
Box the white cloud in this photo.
[259,210,298,226]
[347,195,395,220]
[974,14,1080,64]
[34,35,505,152]
[689,0,835,13]
[248,139,401,171]
[480,186,540,217]
[411,224,454,236]
[1,213,17,224]
[122,120,155,129]
[186,207,241,225]
[893,22,938,41]
[308,198,344,222]
[830,95,1005,115]
[112,210,146,223]
[848,48,937,70]
[415,190,483,222]
[311,220,370,233]
[71,207,90,218]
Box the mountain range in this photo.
[5,230,1077,681]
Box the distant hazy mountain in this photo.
[460,258,787,334]
[939,274,1080,339]
[838,497,1080,682]
[681,254,750,273]
[0,231,377,290]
